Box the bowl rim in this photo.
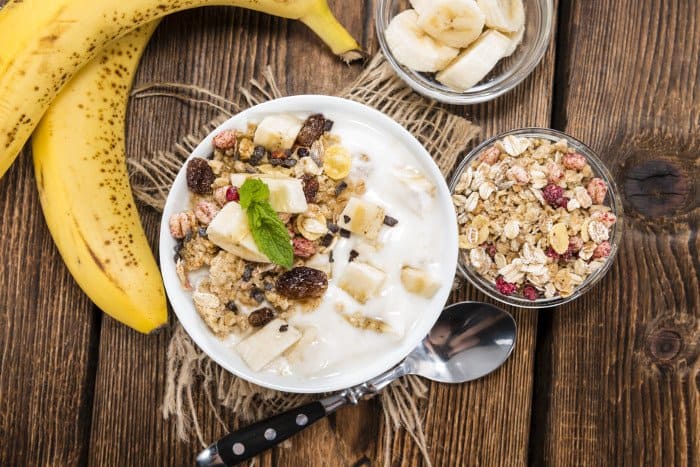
[375,0,555,105]
[449,127,624,309]
[159,95,459,393]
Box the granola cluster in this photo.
[453,135,617,300]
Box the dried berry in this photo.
[297,147,310,158]
[301,175,319,202]
[293,237,316,258]
[495,276,518,295]
[481,242,497,257]
[557,196,570,209]
[592,240,612,259]
[263,281,274,291]
[587,178,608,204]
[327,222,339,233]
[198,227,208,238]
[478,146,500,165]
[270,150,288,160]
[242,263,254,282]
[349,250,359,262]
[275,267,328,299]
[522,285,539,301]
[542,183,565,207]
[568,236,583,253]
[296,114,326,147]
[282,158,298,168]
[562,152,587,170]
[225,301,238,312]
[186,158,216,194]
[383,215,398,227]
[213,130,237,150]
[248,308,275,327]
[226,186,240,202]
[250,146,267,165]
[250,287,265,303]
[334,181,348,196]
[545,247,560,260]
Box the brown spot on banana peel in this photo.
[73,221,128,295]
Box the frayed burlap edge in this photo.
[129,53,479,466]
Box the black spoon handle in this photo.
[196,401,328,466]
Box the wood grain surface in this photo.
[0,1,698,466]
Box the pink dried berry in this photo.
[558,196,570,209]
[542,184,565,207]
[587,178,608,204]
[545,247,560,260]
[292,237,316,258]
[478,146,500,165]
[522,285,538,301]
[562,152,587,170]
[213,130,237,150]
[568,236,584,253]
[496,276,518,296]
[226,186,240,202]
[546,161,564,183]
[592,241,612,259]
[481,242,497,258]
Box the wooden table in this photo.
[1,1,698,465]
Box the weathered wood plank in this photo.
[532,1,699,465]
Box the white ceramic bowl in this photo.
[159,95,458,393]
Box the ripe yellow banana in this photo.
[0,0,361,178]
[32,23,167,334]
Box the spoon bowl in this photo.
[197,301,517,466]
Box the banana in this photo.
[400,266,441,298]
[415,0,486,49]
[236,318,301,371]
[230,173,308,213]
[384,10,459,72]
[253,114,304,151]
[206,202,272,263]
[0,0,361,179]
[436,29,511,91]
[338,197,387,241]
[32,23,167,334]
[476,0,525,33]
[338,261,386,304]
[504,25,525,57]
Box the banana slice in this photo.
[401,266,441,298]
[415,0,485,49]
[385,10,459,72]
[338,261,387,304]
[504,25,524,57]
[436,29,511,91]
[476,0,525,33]
[338,197,386,241]
[230,173,308,213]
[236,319,301,372]
[206,202,271,263]
[253,114,304,151]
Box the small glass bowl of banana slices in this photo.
[376,0,553,104]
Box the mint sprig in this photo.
[239,179,293,269]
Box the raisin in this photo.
[282,158,298,168]
[226,301,238,312]
[301,175,319,203]
[186,157,216,194]
[251,146,267,165]
[383,215,398,227]
[250,287,265,303]
[293,237,316,258]
[334,181,348,196]
[248,307,275,327]
[296,114,326,146]
[263,281,274,291]
[349,250,359,262]
[275,267,328,299]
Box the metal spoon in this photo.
[196,301,517,466]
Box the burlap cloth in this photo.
[129,53,479,466]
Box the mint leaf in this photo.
[239,178,269,210]
[247,202,293,269]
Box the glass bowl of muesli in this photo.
[160,95,458,393]
[449,128,623,309]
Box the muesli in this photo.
[453,135,617,300]
[169,113,446,376]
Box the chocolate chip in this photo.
[383,215,398,227]
[297,147,309,158]
[320,233,334,247]
[226,301,238,312]
[339,228,351,238]
[349,250,359,262]
[279,324,289,332]
[334,181,348,196]
[248,308,275,327]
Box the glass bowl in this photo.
[449,128,624,309]
[376,0,554,104]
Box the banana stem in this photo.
[300,1,363,62]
